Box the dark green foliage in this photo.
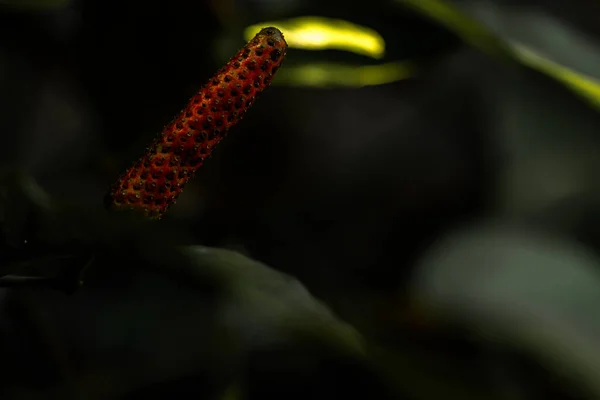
[2,0,600,399]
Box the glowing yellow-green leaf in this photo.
[244,17,385,59]
[511,44,600,110]
[397,0,511,58]
[273,61,415,88]
[396,0,600,110]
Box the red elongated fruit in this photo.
[105,27,287,219]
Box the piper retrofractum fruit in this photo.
[105,27,287,219]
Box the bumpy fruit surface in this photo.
[105,27,287,219]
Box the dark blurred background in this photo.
[2,0,600,399]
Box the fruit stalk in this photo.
[105,27,287,219]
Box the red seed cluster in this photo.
[105,27,287,219]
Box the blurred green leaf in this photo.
[397,0,511,58]
[273,61,415,88]
[411,224,600,398]
[397,0,600,110]
[183,245,365,355]
[244,17,386,59]
[0,171,367,398]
